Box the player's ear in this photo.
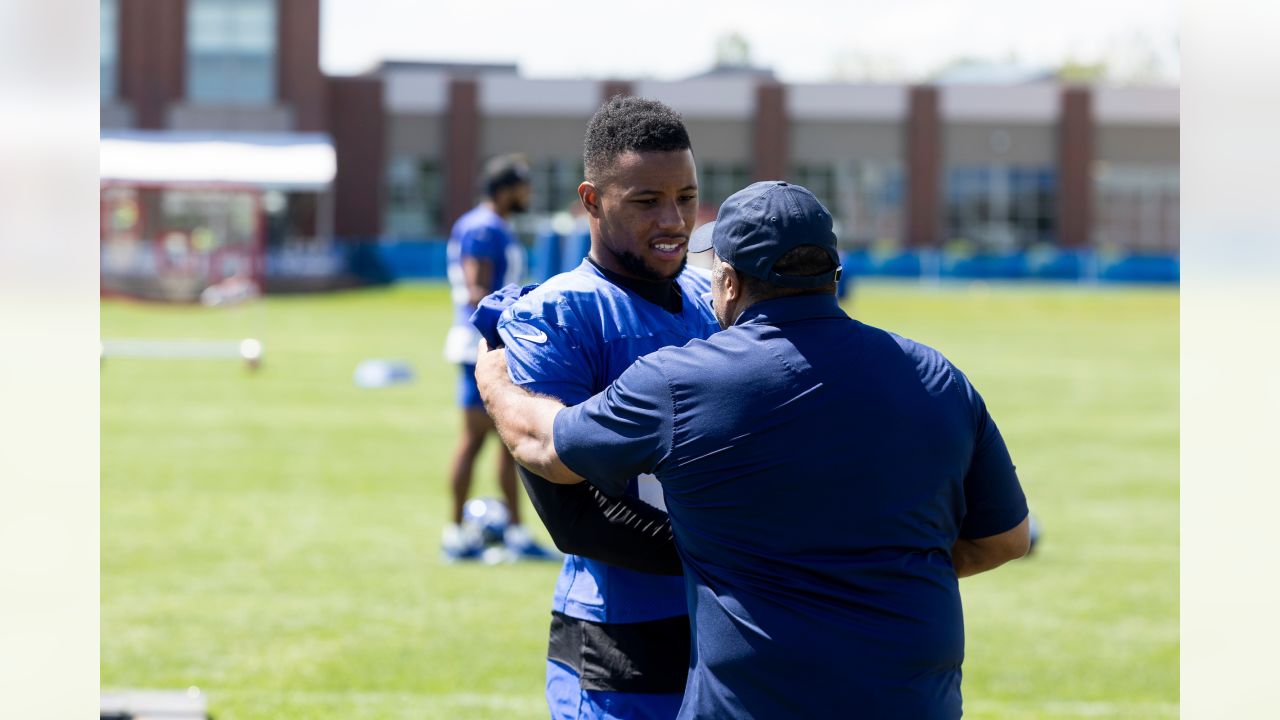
[716,259,741,305]
[723,264,742,305]
[578,181,601,218]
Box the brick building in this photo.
[100,0,1178,296]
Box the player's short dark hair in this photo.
[584,96,692,184]
[481,154,530,199]
[738,245,840,300]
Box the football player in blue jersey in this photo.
[442,154,555,562]
[493,97,719,720]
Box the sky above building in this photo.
[320,0,1179,83]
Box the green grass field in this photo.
[101,280,1178,719]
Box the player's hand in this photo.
[469,282,539,349]
[474,342,511,406]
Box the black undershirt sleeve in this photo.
[512,262,685,576]
[518,466,682,576]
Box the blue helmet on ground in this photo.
[463,497,510,547]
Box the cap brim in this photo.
[689,221,717,253]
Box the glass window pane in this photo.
[189,3,231,50]
[186,0,276,104]
[231,1,275,52]
[101,0,117,99]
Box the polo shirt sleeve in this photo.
[552,353,673,497]
[956,370,1029,539]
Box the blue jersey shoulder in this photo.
[502,261,713,328]
[451,204,500,236]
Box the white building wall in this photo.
[481,116,593,161]
[1094,86,1179,126]
[384,69,450,114]
[941,84,1059,122]
[478,76,601,117]
[787,83,907,122]
[944,124,1056,166]
[790,122,901,164]
[633,77,756,119]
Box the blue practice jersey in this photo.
[445,205,524,364]
[498,260,720,623]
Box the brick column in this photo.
[277,0,327,132]
[444,77,480,228]
[905,85,942,248]
[1057,87,1094,248]
[328,77,386,237]
[751,82,788,182]
[600,80,634,104]
[119,0,185,129]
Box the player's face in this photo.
[582,149,698,282]
[499,182,532,215]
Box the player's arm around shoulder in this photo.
[474,290,597,485]
[474,342,583,486]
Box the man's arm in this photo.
[474,342,582,485]
[461,256,495,307]
[951,361,1031,579]
[952,515,1030,578]
[476,340,682,575]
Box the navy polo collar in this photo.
[733,293,848,327]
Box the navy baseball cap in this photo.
[689,181,841,289]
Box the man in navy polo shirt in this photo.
[476,181,1031,718]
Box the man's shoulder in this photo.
[505,265,611,320]
[857,323,967,399]
[450,205,484,231]
[452,205,507,237]
[877,326,949,366]
[645,331,732,378]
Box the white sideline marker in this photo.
[101,687,207,720]
[101,338,263,370]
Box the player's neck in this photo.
[482,199,507,219]
[586,257,683,315]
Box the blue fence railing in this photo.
[268,236,1179,287]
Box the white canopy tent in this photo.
[100,130,336,190]
[99,130,340,303]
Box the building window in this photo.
[101,0,118,100]
[533,158,584,215]
[384,157,443,239]
[1093,164,1179,252]
[945,166,1056,252]
[787,162,903,249]
[842,162,904,248]
[186,0,277,105]
[698,163,750,211]
[789,165,837,219]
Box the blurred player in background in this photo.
[490,97,719,720]
[442,154,555,562]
